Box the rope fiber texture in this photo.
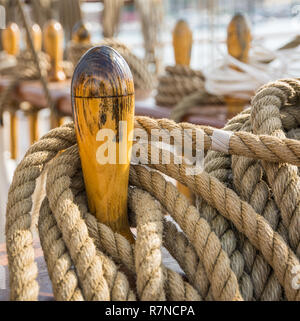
[5,79,300,301]
[155,65,222,109]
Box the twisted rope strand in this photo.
[251,80,300,256]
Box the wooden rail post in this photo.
[27,23,42,144]
[2,22,21,160]
[43,20,66,82]
[225,13,251,118]
[172,19,194,204]
[71,46,135,243]
[72,21,91,44]
[172,19,192,66]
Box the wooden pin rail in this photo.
[71,46,135,243]
[0,76,227,128]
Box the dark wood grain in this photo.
[71,46,134,99]
[71,45,135,242]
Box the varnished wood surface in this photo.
[72,46,135,242]
[28,111,39,144]
[173,20,193,66]
[27,23,42,52]
[2,22,20,56]
[227,13,251,64]
[43,20,66,81]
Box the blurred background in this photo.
[82,0,300,68]
[7,0,300,69]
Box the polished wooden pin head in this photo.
[172,19,193,66]
[72,21,91,44]
[72,46,135,243]
[43,19,66,81]
[2,22,20,56]
[227,13,251,64]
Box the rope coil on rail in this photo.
[5,78,300,301]
[155,65,221,108]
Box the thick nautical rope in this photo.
[5,79,300,301]
[67,39,155,92]
[251,79,300,256]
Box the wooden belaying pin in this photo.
[2,22,21,160]
[72,21,91,44]
[71,46,135,243]
[2,22,20,56]
[227,13,251,66]
[27,23,42,144]
[27,23,42,52]
[172,20,194,204]
[43,20,66,81]
[172,19,193,66]
[225,13,252,118]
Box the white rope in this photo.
[204,43,300,99]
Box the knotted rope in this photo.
[5,79,300,301]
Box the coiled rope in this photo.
[155,65,221,108]
[5,79,300,301]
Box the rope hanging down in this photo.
[102,0,124,38]
[5,78,300,301]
